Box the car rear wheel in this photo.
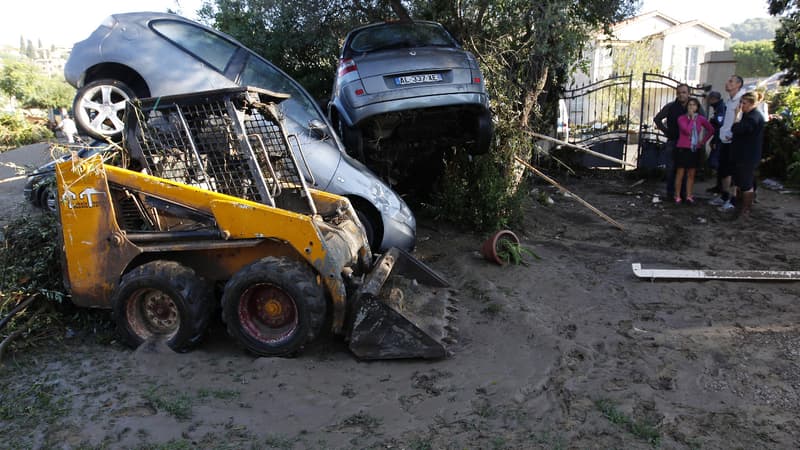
[221,257,327,357]
[73,79,136,141]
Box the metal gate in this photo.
[636,73,708,169]
[561,74,632,168]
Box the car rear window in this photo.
[151,20,237,73]
[346,22,458,55]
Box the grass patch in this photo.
[340,411,382,434]
[264,433,295,449]
[143,385,193,421]
[471,397,495,418]
[481,302,503,316]
[197,388,240,401]
[595,398,661,446]
[462,280,490,303]
[135,439,195,450]
[407,436,433,450]
[0,379,70,421]
[0,377,71,449]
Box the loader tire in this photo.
[221,257,327,357]
[111,261,214,352]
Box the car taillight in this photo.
[338,59,359,78]
[473,77,482,84]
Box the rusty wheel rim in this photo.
[238,283,298,344]
[127,288,180,339]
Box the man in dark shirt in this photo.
[654,84,698,199]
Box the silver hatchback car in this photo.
[328,21,492,183]
[63,12,415,252]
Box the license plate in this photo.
[395,73,443,85]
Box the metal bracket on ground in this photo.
[631,263,800,281]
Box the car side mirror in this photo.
[309,119,330,139]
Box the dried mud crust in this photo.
[2,172,800,449]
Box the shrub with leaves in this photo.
[432,150,526,232]
[0,213,68,361]
[764,87,800,184]
[0,112,53,151]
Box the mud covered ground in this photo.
[2,144,800,449]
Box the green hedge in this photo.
[0,113,53,151]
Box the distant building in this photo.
[33,46,71,78]
[573,11,730,86]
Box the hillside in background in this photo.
[723,17,779,42]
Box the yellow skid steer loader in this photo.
[54,87,454,359]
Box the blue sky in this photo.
[0,0,773,49]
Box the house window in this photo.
[595,47,613,80]
[685,46,699,82]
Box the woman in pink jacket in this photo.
[674,97,714,204]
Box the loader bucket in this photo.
[348,247,456,360]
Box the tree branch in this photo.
[0,303,45,365]
[0,295,37,332]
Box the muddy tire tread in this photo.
[111,260,213,352]
[221,257,326,357]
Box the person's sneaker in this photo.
[674,196,682,204]
[685,196,695,205]
[708,197,725,206]
[718,200,735,212]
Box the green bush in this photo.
[432,150,526,232]
[1,213,68,358]
[765,87,800,184]
[0,113,53,151]
[762,118,799,181]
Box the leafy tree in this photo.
[770,0,800,84]
[1,61,40,102]
[723,17,779,42]
[18,36,24,54]
[731,40,777,78]
[0,113,54,150]
[199,0,636,229]
[409,0,636,130]
[25,40,35,59]
[0,60,74,109]
[198,0,383,101]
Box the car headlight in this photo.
[369,181,392,213]
[393,202,413,225]
[369,181,414,227]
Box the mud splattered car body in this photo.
[328,21,492,187]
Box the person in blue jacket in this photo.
[729,91,766,218]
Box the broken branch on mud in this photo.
[514,156,625,231]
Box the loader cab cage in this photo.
[124,87,317,215]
